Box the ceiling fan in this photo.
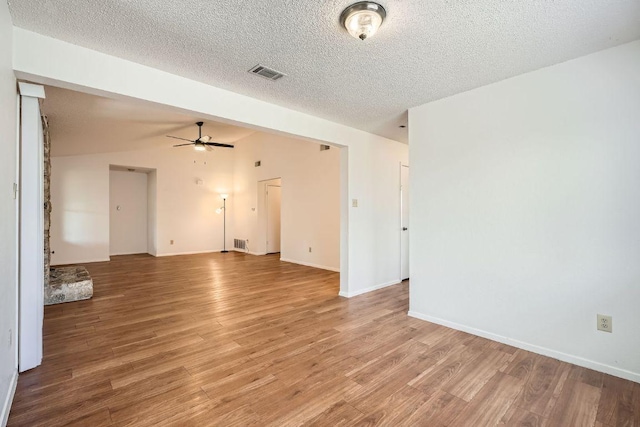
[167,121,234,151]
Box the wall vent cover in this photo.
[234,239,246,250]
[248,64,286,81]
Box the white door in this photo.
[266,185,281,254]
[401,165,409,280]
[109,169,148,256]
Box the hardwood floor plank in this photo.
[547,378,602,426]
[302,400,365,426]
[8,253,639,426]
[442,348,513,401]
[449,372,525,426]
[596,374,635,426]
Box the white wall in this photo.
[13,28,409,297]
[409,40,640,382]
[0,3,18,424]
[233,134,340,270]
[51,146,234,265]
[147,170,157,256]
[109,170,148,256]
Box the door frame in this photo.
[399,163,409,281]
[265,183,282,254]
[256,177,282,255]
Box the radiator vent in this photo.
[320,144,331,151]
[234,239,246,250]
[248,64,285,81]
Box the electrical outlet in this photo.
[308,247,312,253]
[597,314,612,333]
[170,240,174,245]
[352,199,358,207]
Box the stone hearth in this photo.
[45,266,93,305]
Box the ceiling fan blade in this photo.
[173,143,195,147]
[204,142,235,148]
[167,135,195,142]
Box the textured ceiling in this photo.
[10,0,640,143]
[41,86,255,157]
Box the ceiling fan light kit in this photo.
[168,121,235,151]
[340,1,386,41]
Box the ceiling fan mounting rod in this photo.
[196,121,203,140]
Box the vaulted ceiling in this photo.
[42,86,255,157]
[10,0,640,143]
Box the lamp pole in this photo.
[221,194,228,253]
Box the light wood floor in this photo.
[8,253,640,426]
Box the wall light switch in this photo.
[352,199,358,208]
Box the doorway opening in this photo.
[257,178,282,255]
[109,165,157,257]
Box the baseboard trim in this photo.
[407,310,640,384]
[279,258,340,273]
[51,258,110,266]
[233,250,267,256]
[109,251,148,256]
[339,279,401,298]
[1,370,18,427]
[156,250,221,257]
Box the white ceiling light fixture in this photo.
[340,1,387,41]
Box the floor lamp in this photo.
[219,193,229,253]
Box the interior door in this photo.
[266,185,281,254]
[401,165,409,280]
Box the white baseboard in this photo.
[156,250,221,257]
[233,250,266,256]
[109,251,148,256]
[1,370,18,427]
[407,310,640,384]
[339,279,401,298]
[51,258,110,266]
[279,258,340,273]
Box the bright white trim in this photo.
[232,249,266,256]
[51,258,110,266]
[17,82,45,98]
[407,310,640,384]
[339,279,401,298]
[279,257,340,273]
[1,371,18,427]
[109,251,151,256]
[156,250,222,257]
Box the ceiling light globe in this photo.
[194,143,206,151]
[341,2,386,41]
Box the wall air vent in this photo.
[234,239,246,250]
[320,145,331,151]
[248,64,286,81]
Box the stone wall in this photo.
[43,115,51,287]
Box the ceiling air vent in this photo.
[248,64,285,81]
